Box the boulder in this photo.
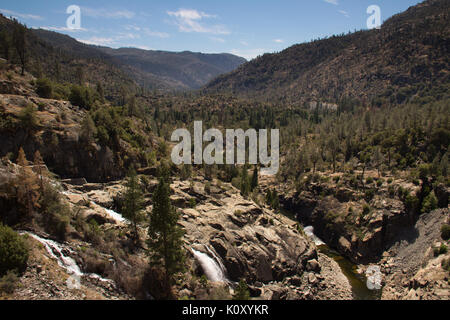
[306,259,321,273]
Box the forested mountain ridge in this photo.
[205,0,450,106]
[32,29,246,91]
[0,15,245,97]
[0,15,140,103]
[96,47,246,90]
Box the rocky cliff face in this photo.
[272,176,417,264]
[381,209,450,300]
[0,65,153,182]
[0,157,353,300]
[61,174,352,300]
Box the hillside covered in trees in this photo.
[205,0,449,107]
[0,0,448,302]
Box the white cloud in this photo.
[77,32,139,47]
[143,28,170,38]
[274,39,284,43]
[124,25,169,38]
[82,7,135,19]
[210,37,225,43]
[38,26,88,32]
[77,37,115,46]
[125,25,141,31]
[240,40,249,46]
[338,10,350,18]
[324,0,339,5]
[230,48,268,60]
[123,45,154,51]
[0,8,43,20]
[167,8,230,35]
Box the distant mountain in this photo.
[32,29,246,91]
[205,0,449,106]
[97,47,247,90]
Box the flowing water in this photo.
[22,232,114,289]
[192,246,228,283]
[302,226,382,300]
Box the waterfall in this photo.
[192,246,228,283]
[22,232,114,289]
[61,191,126,224]
[104,207,126,223]
[90,201,127,223]
[26,233,82,277]
[304,226,325,246]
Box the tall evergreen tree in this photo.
[147,166,185,290]
[240,165,250,197]
[33,150,46,193]
[122,169,145,244]
[13,22,26,75]
[15,148,40,217]
[250,166,258,191]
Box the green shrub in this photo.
[421,192,438,214]
[233,279,250,300]
[35,78,53,99]
[376,179,383,187]
[442,258,450,272]
[0,224,29,276]
[441,224,450,240]
[434,244,448,257]
[388,185,395,197]
[405,194,420,214]
[40,182,71,240]
[0,270,19,294]
[69,85,94,110]
[362,204,371,216]
[19,104,39,130]
[366,177,374,184]
[205,182,211,195]
[364,189,375,201]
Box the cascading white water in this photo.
[192,246,228,283]
[22,232,114,289]
[90,201,127,223]
[61,191,126,224]
[26,233,82,277]
[304,226,325,246]
[104,207,126,223]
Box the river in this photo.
[280,208,382,300]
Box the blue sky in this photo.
[1,0,422,60]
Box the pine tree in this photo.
[250,166,258,191]
[79,114,97,144]
[233,279,250,300]
[272,189,280,210]
[0,31,11,60]
[148,167,185,290]
[122,169,145,244]
[12,22,26,75]
[33,150,46,193]
[309,145,321,173]
[96,82,105,103]
[15,148,40,217]
[265,189,273,205]
[240,165,250,197]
